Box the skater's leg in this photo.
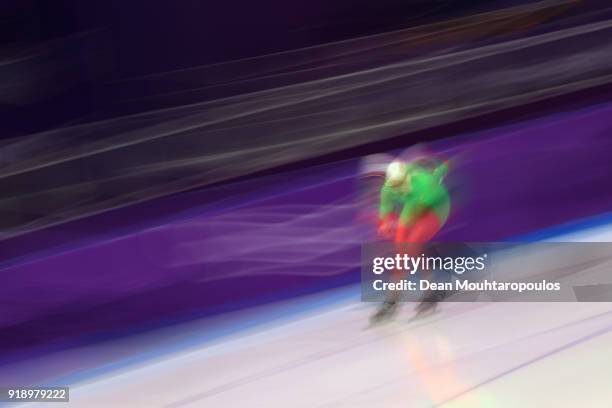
[371,226,413,323]
[372,212,444,322]
[403,211,441,243]
[402,211,446,315]
[371,261,404,322]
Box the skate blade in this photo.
[365,311,397,329]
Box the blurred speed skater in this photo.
[372,157,450,323]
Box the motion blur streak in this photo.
[112,0,579,103]
[164,201,366,278]
[2,1,612,237]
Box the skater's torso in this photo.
[379,163,450,225]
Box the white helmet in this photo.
[385,161,406,186]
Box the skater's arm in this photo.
[399,198,419,226]
[379,185,395,220]
[378,186,396,238]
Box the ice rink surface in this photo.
[15,221,612,408]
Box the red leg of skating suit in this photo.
[390,211,442,284]
[395,210,442,244]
